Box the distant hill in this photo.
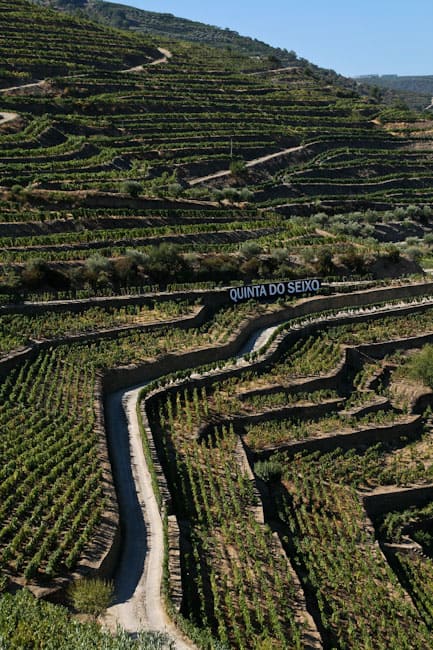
[356,74,433,110]
[31,0,364,100]
[33,0,299,66]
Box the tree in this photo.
[239,241,262,259]
[315,247,334,275]
[145,243,190,284]
[122,180,142,198]
[21,258,48,289]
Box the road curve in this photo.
[123,48,172,73]
[103,322,281,645]
[0,47,172,94]
[0,112,19,125]
[0,81,45,94]
[98,294,433,642]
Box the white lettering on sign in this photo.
[229,279,321,303]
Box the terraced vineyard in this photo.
[2,0,433,647]
[1,0,433,299]
[142,289,433,648]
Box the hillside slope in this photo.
[3,3,433,649]
[0,0,431,294]
[33,0,300,65]
[0,0,160,88]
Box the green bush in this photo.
[0,589,174,649]
[254,459,283,483]
[122,181,142,197]
[68,578,114,617]
[407,345,433,388]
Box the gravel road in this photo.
[103,321,284,645]
[104,386,192,648]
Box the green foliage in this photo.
[68,578,114,617]
[229,158,247,180]
[45,0,299,66]
[0,0,159,87]
[0,589,174,649]
[146,243,190,283]
[239,241,262,259]
[3,0,433,645]
[254,459,283,483]
[406,344,433,388]
[122,181,142,198]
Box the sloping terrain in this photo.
[357,74,433,110]
[141,288,433,648]
[2,1,433,648]
[0,0,160,88]
[1,0,432,298]
[33,0,300,65]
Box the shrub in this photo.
[121,181,142,197]
[229,158,247,179]
[68,578,114,617]
[239,241,262,259]
[405,246,423,262]
[21,258,48,289]
[254,459,283,483]
[145,243,190,283]
[407,345,433,388]
[315,247,335,274]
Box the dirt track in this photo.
[102,322,280,645]
[123,48,172,73]
[0,48,172,94]
[188,143,311,185]
[0,112,19,125]
[0,81,45,94]
[104,386,192,648]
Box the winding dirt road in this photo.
[188,142,311,186]
[0,47,172,97]
[103,322,280,646]
[104,386,192,649]
[0,81,45,94]
[123,48,172,73]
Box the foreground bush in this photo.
[0,589,174,649]
[68,578,114,617]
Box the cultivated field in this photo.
[2,1,433,648]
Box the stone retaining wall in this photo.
[138,401,182,612]
[196,399,344,444]
[238,358,349,402]
[363,485,433,517]
[125,299,433,415]
[354,331,433,360]
[340,397,391,420]
[79,375,121,580]
[252,416,422,460]
[3,281,433,597]
[2,278,433,320]
[0,305,211,382]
